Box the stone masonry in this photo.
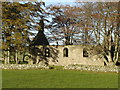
[36,45,105,66]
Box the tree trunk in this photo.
[114,1,120,63]
[7,49,10,64]
[15,50,18,64]
[4,51,7,64]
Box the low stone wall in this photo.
[0,64,49,70]
[0,64,119,73]
[64,64,119,73]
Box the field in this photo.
[2,69,118,88]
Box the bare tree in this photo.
[46,5,83,45]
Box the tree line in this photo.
[1,1,120,65]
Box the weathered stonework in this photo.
[34,45,105,66]
[1,45,119,72]
[0,64,119,73]
[0,64,49,70]
[64,64,119,73]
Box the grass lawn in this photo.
[2,69,118,88]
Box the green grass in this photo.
[2,69,118,88]
[49,65,64,70]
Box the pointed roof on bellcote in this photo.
[30,30,49,46]
[30,19,49,46]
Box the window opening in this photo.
[63,48,68,57]
[45,48,50,57]
[83,48,88,57]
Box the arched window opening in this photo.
[45,48,50,57]
[83,48,88,57]
[63,48,68,57]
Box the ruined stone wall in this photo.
[0,64,49,69]
[64,64,119,73]
[41,45,105,66]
